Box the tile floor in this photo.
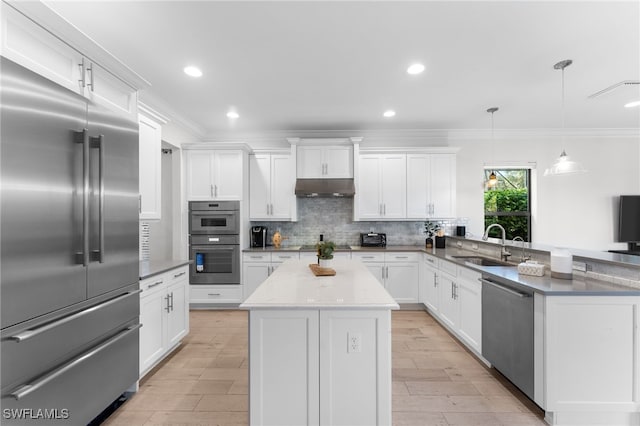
[103,309,546,426]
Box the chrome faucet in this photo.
[513,236,531,263]
[482,223,512,262]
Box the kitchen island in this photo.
[240,259,399,426]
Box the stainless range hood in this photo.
[294,178,355,197]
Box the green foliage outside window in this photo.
[484,170,530,241]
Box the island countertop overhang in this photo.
[240,259,400,310]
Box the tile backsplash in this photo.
[251,197,453,246]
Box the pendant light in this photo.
[486,107,499,188]
[544,59,587,176]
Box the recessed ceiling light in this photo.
[183,66,203,77]
[407,63,425,75]
[383,110,396,118]
[624,100,640,108]
[227,111,239,119]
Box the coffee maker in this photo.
[251,226,268,248]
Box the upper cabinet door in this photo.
[297,146,324,178]
[186,150,214,201]
[1,4,84,96]
[356,155,382,219]
[406,154,430,218]
[380,154,406,219]
[406,153,456,219]
[186,150,243,201]
[87,62,137,119]
[139,114,162,220]
[249,154,271,219]
[212,150,243,200]
[324,146,353,178]
[270,154,293,219]
[297,145,353,178]
[430,154,456,218]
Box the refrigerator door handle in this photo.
[8,323,142,401]
[90,135,105,263]
[75,129,90,266]
[8,290,142,343]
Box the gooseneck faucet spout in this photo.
[482,223,512,262]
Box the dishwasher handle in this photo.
[480,278,531,298]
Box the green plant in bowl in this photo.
[316,241,336,260]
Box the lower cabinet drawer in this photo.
[352,252,385,262]
[190,285,242,303]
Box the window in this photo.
[484,169,531,241]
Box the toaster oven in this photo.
[360,233,386,247]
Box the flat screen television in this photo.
[618,195,640,248]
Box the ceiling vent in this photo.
[588,80,640,99]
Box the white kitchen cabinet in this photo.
[242,252,300,300]
[139,265,189,377]
[356,154,406,220]
[456,267,482,353]
[249,153,294,220]
[138,113,162,220]
[407,153,456,219]
[422,258,482,355]
[437,269,459,330]
[2,4,138,119]
[421,254,440,313]
[1,4,84,96]
[353,251,419,303]
[247,308,392,426]
[186,150,243,201]
[543,295,640,423]
[189,285,243,305]
[297,145,353,178]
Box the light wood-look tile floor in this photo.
[103,310,546,426]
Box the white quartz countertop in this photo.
[240,259,400,310]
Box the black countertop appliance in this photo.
[360,233,386,247]
[251,226,268,248]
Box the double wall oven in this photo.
[189,201,240,285]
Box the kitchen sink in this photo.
[450,255,513,267]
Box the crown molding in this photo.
[138,102,168,124]
[181,142,252,152]
[138,92,206,139]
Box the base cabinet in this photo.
[543,295,640,425]
[353,252,419,303]
[421,255,482,355]
[248,309,392,426]
[242,252,300,300]
[139,265,189,377]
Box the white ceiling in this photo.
[45,1,640,138]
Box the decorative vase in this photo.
[319,258,332,268]
[425,237,433,249]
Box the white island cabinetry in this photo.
[241,259,399,426]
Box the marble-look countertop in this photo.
[240,259,400,310]
[140,259,191,280]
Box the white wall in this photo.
[455,133,640,251]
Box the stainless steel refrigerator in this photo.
[1,57,140,425]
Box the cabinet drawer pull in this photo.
[208,293,221,296]
[426,258,435,263]
[361,256,375,259]
[148,280,163,289]
[394,256,409,259]
[250,255,264,259]
[173,271,186,278]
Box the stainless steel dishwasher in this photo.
[481,275,535,400]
